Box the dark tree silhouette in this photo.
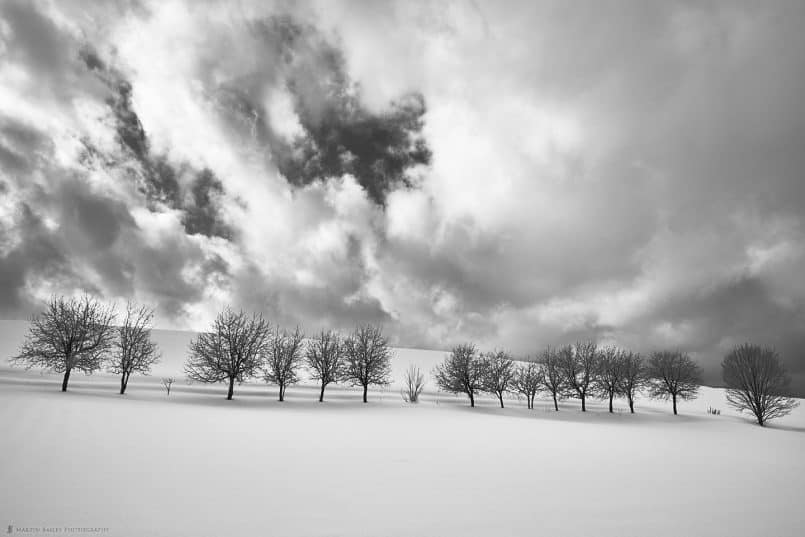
[263,326,305,402]
[184,308,271,400]
[11,295,116,392]
[434,343,486,407]
[305,330,344,402]
[618,351,645,414]
[722,344,799,426]
[342,325,393,403]
[402,364,426,403]
[539,346,565,411]
[595,347,625,413]
[482,350,516,408]
[647,351,701,415]
[108,301,160,395]
[513,358,543,410]
[559,341,598,412]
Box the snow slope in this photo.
[1,364,803,537]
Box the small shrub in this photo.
[402,364,426,403]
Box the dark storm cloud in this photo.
[0,0,231,322]
[0,203,76,316]
[218,15,431,205]
[589,273,805,395]
[78,48,233,240]
[62,175,233,321]
[1,155,230,323]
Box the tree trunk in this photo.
[608,392,614,413]
[581,394,586,412]
[362,384,368,403]
[61,368,72,392]
[498,393,504,408]
[278,384,285,402]
[628,396,635,414]
[469,391,475,407]
[120,372,128,395]
[553,393,558,411]
[227,376,235,400]
[672,393,677,415]
[319,383,326,403]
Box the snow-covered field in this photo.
[1,351,804,537]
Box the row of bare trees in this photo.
[9,296,393,402]
[10,295,160,394]
[435,340,799,424]
[9,295,799,425]
[184,308,393,401]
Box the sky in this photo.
[1,0,804,390]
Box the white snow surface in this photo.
[1,350,804,537]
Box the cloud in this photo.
[1,0,805,393]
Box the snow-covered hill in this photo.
[1,366,803,537]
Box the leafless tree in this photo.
[184,308,271,400]
[402,364,426,403]
[559,341,599,411]
[263,326,305,402]
[305,330,344,402]
[161,377,175,396]
[513,358,543,409]
[722,344,799,426]
[342,325,393,403]
[539,346,565,411]
[482,350,517,408]
[595,346,625,413]
[434,343,486,407]
[647,350,702,415]
[11,294,116,392]
[108,301,161,395]
[618,351,645,414]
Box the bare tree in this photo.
[539,346,565,411]
[722,344,799,426]
[11,295,116,392]
[513,358,543,410]
[559,341,598,412]
[647,350,701,415]
[161,377,175,396]
[263,326,305,402]
[342,325,393,403]
[482,351,516,408]
[434,343,486,407]
[595,347,625,413]
[402,364,426,403]
[184,308,271,400]
[108,301,161,395]
[618,351,645,414]
[306,330,344,402]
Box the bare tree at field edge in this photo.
[342,325,392,403]
[647,350,701,415]
[184,308,271,400]
[11,294,116,392]
[722,343,799,426]
[306,330,344,402]
[434,343,485,407]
